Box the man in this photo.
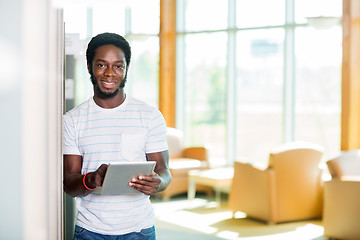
[63,32,171,240]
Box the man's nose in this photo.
[104,67,115,76]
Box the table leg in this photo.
[215,189,221,206]
[188,180,196,199]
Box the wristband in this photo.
[83,172,96,190]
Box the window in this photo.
[177,0,342,166]
[183,32,227,161]
[235,29,285,164]
[237,0,285,28]
[294,26,342,156]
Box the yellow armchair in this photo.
[157,127,210,200]
[323,150,360,239]
[229,141,324,224]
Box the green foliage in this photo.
[188,66,226,125]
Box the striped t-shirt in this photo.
[63,96,168,235]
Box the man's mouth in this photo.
[101,80,116,88]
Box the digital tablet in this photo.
[93,161,156,195]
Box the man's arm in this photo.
[63,154,108,197]
[129,150,172,195]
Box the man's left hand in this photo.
[129,173,161,195]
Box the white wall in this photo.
[0,0,63,239]
[0,1,23,238]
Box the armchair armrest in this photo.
[229,161,275,222]
[182,147,208,161]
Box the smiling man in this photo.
[63,32,171,240]
[90,44,127,101]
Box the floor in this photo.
[151,193,328,240]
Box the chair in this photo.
[326,149,360,178]
[229,141,324,224]
[323,150,360,239]
[157,127,210,200]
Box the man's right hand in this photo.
[63,154,109,197]
[85,164,108,189]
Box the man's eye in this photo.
[116,65,125,70]
[97,64,104,68]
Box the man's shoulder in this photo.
[65,98,92,116]
[126,96,158,112]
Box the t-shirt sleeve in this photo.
[63,114,81,155]
[146,109,168,154]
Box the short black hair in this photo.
[86,32,131,70]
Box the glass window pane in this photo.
[92,3,126,35]
[236,0,285,28]
[295,0,342,24]
[63,6,88,39]
[183,32,227,165]
[235,29,284,166]
[294,26,342,158]
[127,36,159,107]
[130,0,160,34]
[184,0,228,31]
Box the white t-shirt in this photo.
[63,96,168,235]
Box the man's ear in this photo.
[87,64,92,74]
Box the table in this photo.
[188,167,234,205]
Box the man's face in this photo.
[89,44,128,99]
